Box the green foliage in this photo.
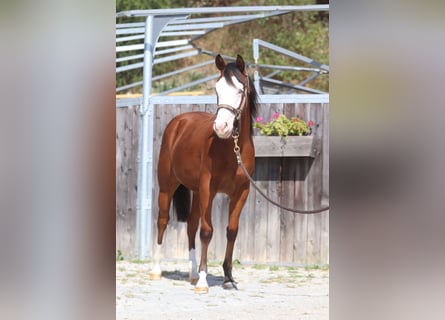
[304,264,329,271]
[117,0,187,13]
[253,113,312,137]
[116,249,124,261]
[116,0,328,93]
[233,259,242,265]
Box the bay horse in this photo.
[149,54,258,293]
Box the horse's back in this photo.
[164,111,214,139]
[160,112,212,149]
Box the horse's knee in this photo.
[200,228,213,242]
[226,227,238,242]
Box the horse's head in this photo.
[213,54,249,139]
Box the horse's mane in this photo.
[223,62,259,134]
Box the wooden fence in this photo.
[117,101,329,265]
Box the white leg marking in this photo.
[194,271,209,293]
[189,249,199,284]
[149,244,162,280]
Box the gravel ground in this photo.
[116,260,329,320]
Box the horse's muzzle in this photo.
[213,121,232,139]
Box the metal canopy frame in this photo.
[115,5,329,259]
[116,5,329,99]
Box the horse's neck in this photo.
[238,103,252,146]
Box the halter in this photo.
[215,75,249,124]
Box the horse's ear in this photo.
[215,54,226,71]
[236,54,245,73]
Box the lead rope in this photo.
[232,135,330,214]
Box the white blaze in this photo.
[213,75,244,139]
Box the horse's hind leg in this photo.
[149,187,174,280]
[150,156,177,280]
[187,192,200,285]
[157,187,173,244]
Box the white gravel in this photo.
[116,260,329,320]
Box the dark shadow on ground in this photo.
[161,270,225,287]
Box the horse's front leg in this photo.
[223,184,250,290]
[194,183,216,294]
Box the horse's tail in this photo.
[173,184,191,222]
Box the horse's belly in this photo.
[175,171,200,192]
[171,152,201,191]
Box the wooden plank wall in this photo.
[116,102,329,265]
[116,106,139,257]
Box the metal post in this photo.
[253,38,261,94]
[136,14,188,260]
[136,15,155,260]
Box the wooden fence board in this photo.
[116,102,329,265]
[266,158,281,263]
[294,159,308,264]
[253,158,269,262]
[236,183,256,262]
[279,158,296,262]
[116,106,138,258]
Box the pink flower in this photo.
[307,120,314,127]
[256,116,263,123]
[272,112,279,120]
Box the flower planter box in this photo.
[253,136,321,158]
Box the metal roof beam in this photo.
[153,49,199,65]
[154,45,194,56]
[116,34,145,43]
[116,27,145,35]
[188,11,293,42]
[166,14,275,25]
[157,73,219,96]
[159,30,206,37]
[116,5,329,18]
[155,39,190,48]
[116,53,144,63]
[257,64,328,73]
[116,22,145,28]
[261,78,326,94]
[152,59,214,81]
[116,62,143,73]
[116,43,144,52]
[116,81,143,93]
[162,22,225,30]
[254,39,330,71]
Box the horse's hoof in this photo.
[222,281,238,290]
[194,286,209,294]
[149,271,162,280]
[190,277,199,285]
